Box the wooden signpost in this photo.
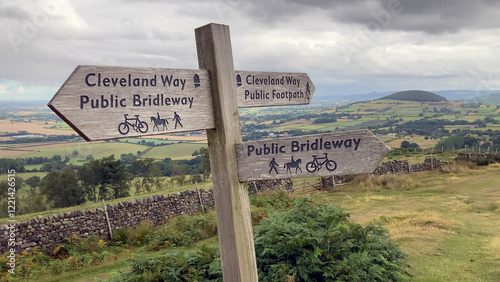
[195,24,258,281]
[49,23,389,282]
[235,71,315,107]
[236,130,390,181]
[48,66,214,141]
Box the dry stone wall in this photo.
[1,189,214,254]
[323,157,451,187]
[247,179,294,194]
[1,179,294,254]
[455,153,500,163]
[324,153,499,188]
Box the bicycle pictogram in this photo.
[306,153,337,173]
[118,114,149,135]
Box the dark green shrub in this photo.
[143,211,217,250]
[112,221,155,246]
[65,233,106,254]
[107,243,222,281]
[250,190,293,209]
[250,190,294,225]
[254,198,411,281]
[469,158,495,166]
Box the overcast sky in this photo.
[1,0,499,101]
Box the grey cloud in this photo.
[378,0,500,33]
[1,0,499,100]
[0,2,30,21]
[238,0,500,34]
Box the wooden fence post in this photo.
[102,199,112,240]
[195,182,204,212]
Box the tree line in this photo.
[372,117,498,138]
[0,148,211,216]
[0,134,80,144]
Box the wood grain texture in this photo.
[48,65,214,141]
[236,130,390,181]
[195,23,258,282]
[235,71,315,107]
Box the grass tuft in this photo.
[490,236,500,252]
[350,173,416,191]
[112,220,155,245]
[378,211,453,240]
[440,161,478,173]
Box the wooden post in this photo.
[430,154,434,170]
[195,23,258,282]
[252,181,259,194]
[102,199,113,240]
[195,182,204,212]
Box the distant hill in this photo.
[380,90,447,102]
[313,89,500,104]
[474,92,500,106]
[435,90,500,101]
[0,100,48,107]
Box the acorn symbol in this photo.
[236,74,242,87]
[193,74,200,88]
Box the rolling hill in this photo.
[475,92,500,106]
[380,90,447,102]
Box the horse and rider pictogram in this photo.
[284,156,302,173]
[118,112,184,135]
[151,112,168,132]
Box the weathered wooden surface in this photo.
[236,129,390,181]
[235,71,315,107]
[48,65,214,141]
[196,23,258,282]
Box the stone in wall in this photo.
[320,176,334,189]
[247,179,294,195]
[373,160,410,175]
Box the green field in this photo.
[117,138,177,145]
[385,137,439,149]
[475,106,497,113]
[15,171,48,179]
[13,142,148,163]
[274,121,335,131]
[23,164,44,171]
[140,143,207,160]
